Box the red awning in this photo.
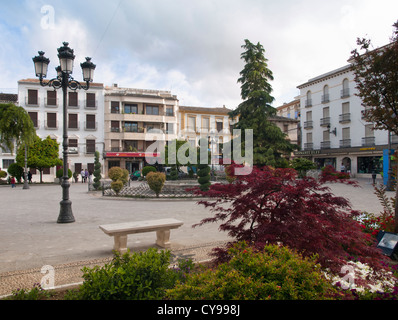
[105,152,160,158]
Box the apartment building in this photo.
[296,65,393,177]
[103,84,178,176]
[17,79,105,182]
[177,105,238,163]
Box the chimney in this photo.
[113,83,118,88]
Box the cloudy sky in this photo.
[1,0,397,109]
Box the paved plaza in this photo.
[0,176,391,296]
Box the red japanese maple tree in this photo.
[193,165,384,273]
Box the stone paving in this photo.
[0,176,390,297]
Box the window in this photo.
[111,121,120,132]
[46,90,57,106]
[68,92,78,107]
[46,113,57,128]
[322,85,329,103]
[87,163,94,174]
[305,91,312,107]
[28,89,38,105]
[124,140,138,151]
[216,120,223,132]
[69,139,78,148]
[28,112,38,128]
[86,93,96,108]
[202,117,210,131]
[85,114,96,130]
[68,114,78,129]
[166,107,174,116]
[124,122,138,132]
[111,101,120,114]
[358,157,381,174]
[166,123,174,134]
[74,163,82,174]
[2,159,14,169]
[341,79,350,98]
[124,104,138,114]
[111,140,119,151]
[86,139,96,154]
[188,116,196,131]
[146,105,159,115]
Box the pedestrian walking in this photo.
[81,169,85,183]
[28,171,32,184]
[84,169,89,183]
[10,176,16,188]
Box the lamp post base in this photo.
[57,200,75,223]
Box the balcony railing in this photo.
[45,120,58,129]
[339,113,351,123]
[305,99,312,108]
[45,98,58,107]
[321,141,331,149]
[362,137,375,147]
[341,88,350,98]
[85,121,97,130]
[320,117,331,126]
[303,121,313,129]
[321,94,330,104]
[304,143,313,150]
[340,139,351,148]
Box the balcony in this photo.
[305,99,312,108]
[341,88,350,98]
[320,117,331,127]
[340,139,351,148]
[362,137,375,147]
[68,122,80,130]
[339,113,351,123]
[321,141,331,149]
[321,94,330,104]
[303,121,313,129]
[85,100,98,110]
[304,143,313,150]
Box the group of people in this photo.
[80,169,91,183]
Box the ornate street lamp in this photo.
[32,42,96,223]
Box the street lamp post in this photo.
[32,42,96,223]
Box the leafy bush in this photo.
[7,163,24,183]
[166,242,336,300]
[0,170,7,179]
[290,158,316,178]
[56,168,72,180]
[146,172,166,197]
[169,165,178,180]
[108,167,129,184]
[6,283,51,300]
[74,248,192,300]
[110,180,123,195]
[320,165,351,181]
[193,164,384,273]
[142,166,156,177]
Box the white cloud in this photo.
[1,0,398,110]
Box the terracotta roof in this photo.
[179,105,232,115]
[0,93,18,103]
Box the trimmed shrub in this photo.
[197,163,211,191]
[169,165,178,180]
[74,248,193,300]
[93,151,102,190]
[110,180,123,195]
[7,163,24,183]
[166,242,336,300]
[56,168,72,180]
[142,166,156,177]
[146,172,166,197]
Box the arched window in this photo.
[341,79,350,98]
[322,85,329,103]
[306,91,312,107]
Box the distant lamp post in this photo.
[32,42,96,223]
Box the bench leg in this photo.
[156,230,171,248]
[114,235,128,254]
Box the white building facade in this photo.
[17,79,105,182]
[296,65,392,178]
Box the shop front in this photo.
[104,152,161,177]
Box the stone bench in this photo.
[99,218,184,253]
